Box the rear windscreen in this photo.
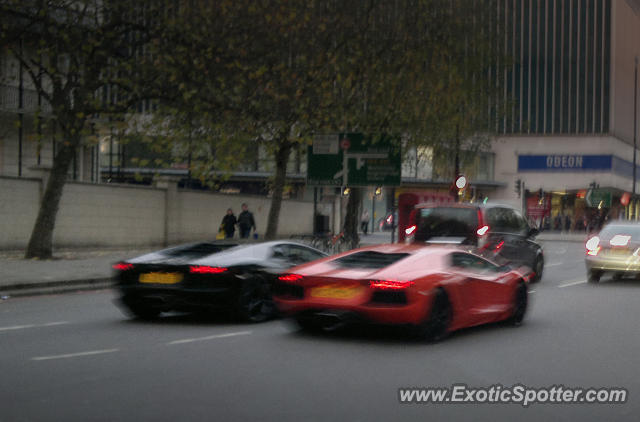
[598,225,640,240]
[334,251,409,269]
[160,243,237,259]
[415,207,478,241]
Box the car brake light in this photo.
[113,262,133,271]
[405,225,416,235]
[477,225,490,236]
[610,234,631,247]
[493,240,504,252]
[586,236,601,256]
[189,266,228,274]
[369,279,415,290]
[278,274,304,282]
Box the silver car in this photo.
[585,222,640,283]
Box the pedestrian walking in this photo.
[360,209,370,235]
[237,203,256,239]
[221,208,237,239]
[564,214,572,232]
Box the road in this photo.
[1,241,638,421]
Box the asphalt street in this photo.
[1,241,638,421]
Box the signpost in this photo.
[586,189,612,208]
[307,133,401,187]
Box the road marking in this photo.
[529,290,536,293]
[32,348,119,361]
[168,331,252,345]
[546,262,564,267]
[0,321,69,332]
[558,279,587,288]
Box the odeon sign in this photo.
[546,155,583,169]
[517,154,612,172]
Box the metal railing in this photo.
[0,84,52,114]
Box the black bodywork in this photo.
[113,240,327,321]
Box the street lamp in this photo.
[372,187,381,233]
[633,56,638,198]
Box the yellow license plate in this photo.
[310,285,363,299]
[139,272,183,284]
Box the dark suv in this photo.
[406,203,544,282]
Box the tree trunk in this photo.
[25,143,76,259]
[343,187,361,249]
[264,140,292,240]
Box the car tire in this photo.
[509,282,527,326]
[122,299,161,320]
[237,277,275,323]
[588,270,602,283]
[531,256,544,282]
[417,289,452,341]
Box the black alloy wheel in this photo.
[510,282,527,326]
[237,277,275,323]
[418,289,452,341]
[531,256,544,282]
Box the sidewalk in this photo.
[0,248,155,298]
[0,231,588,298]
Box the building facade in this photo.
[491,0,640,230]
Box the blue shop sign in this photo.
[518,155,612,171]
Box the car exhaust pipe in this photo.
[315,311,348,332]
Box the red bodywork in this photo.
[273,244,529,332]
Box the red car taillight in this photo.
[278,274,304,282]
[586,236,601,256]
[189,266,228,274]
[113,262,134,271]
[369,280,415,290]
[405,225,416,236]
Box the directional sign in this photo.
[585,189,612,208]
[307,133,401,186]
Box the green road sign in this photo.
[307,133,401,186]
[586,189,612,208]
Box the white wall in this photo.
[54,183,166,247]
[0,176,40,249]
[0,176,315,250]
[169,190,314,243]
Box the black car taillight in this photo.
[113,262,134,271]
[189,266,228,274]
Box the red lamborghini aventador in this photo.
[273,243,531,340]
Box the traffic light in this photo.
[514,179,522,197]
